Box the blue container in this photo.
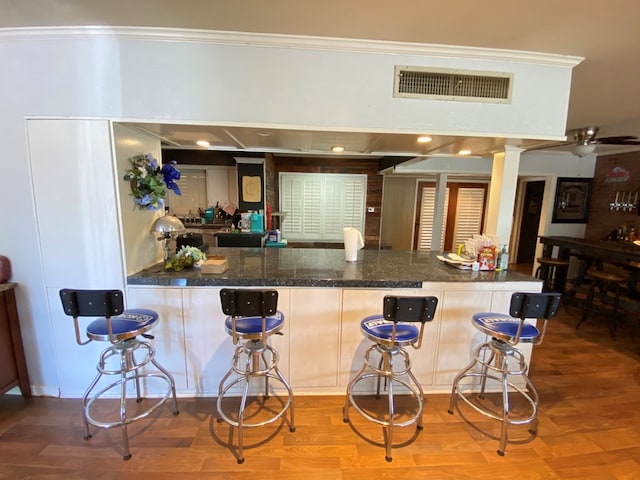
[251,212,264,232]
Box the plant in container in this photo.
[164,246,207,271]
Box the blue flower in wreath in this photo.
[161,161,182,196]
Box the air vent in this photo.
[394,66,512,103]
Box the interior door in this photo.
[516,180,545,264]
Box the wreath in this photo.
[123,153,167,210]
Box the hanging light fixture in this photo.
[572,142,596,157]
[572,126,598,157]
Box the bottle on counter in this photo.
[499,244,509,271]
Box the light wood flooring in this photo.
[1,302,639,479]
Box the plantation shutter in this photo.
[167,169,207,216]
[417,187,449,250]
[279,173,366,242]
[451,187,486,246]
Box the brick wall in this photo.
[585,151,640,241]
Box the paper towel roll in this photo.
[343,227,364,262]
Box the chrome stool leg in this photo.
[217,340,295,464]
[119,353,131,460]
[82,340,179,460]
[344,344,424,462]
[449,339,539,456]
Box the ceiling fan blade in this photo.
[596,135,640,145]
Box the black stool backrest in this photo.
[509,292,561,320]
[60,289,125,317]
[220,289,279,344]
[383,295,438,323]
[59,289,125,345]
[220,289,278,317]
[382,295,438,349]
[508,292,562,345]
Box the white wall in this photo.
[0,27,579,395]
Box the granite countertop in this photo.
[127,248,538,288]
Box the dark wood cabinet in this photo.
[0,283,31,397]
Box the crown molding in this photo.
[0,26,583,67]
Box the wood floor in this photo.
[1,303,639,479]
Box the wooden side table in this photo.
[0,283,31,397]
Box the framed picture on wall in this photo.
[552,177,592,223]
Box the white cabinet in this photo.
[123,281,540,397]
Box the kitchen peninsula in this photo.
[126,248,541,396]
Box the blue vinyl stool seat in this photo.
[59,289,179,461]
[216,289,295,464]
[343,295,438,462]
[448,292,561,456]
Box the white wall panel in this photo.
[28,119,123,289]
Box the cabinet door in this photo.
[181,287,232,395]
[289,288,341,389]
[126,287,187,392]
[433,290,491,387]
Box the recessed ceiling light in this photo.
[417,135,433,144]
[196,140,210,147]
[458,149,472,156]
[331,145,345,153]
[257,131,274,137]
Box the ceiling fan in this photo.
[570,126,640,156]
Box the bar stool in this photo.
[216,289,295,464]
[577,267,627,337]
[343,295,438,462]
[535,257,570,292]
[59,289,179,461]
[448,292,561,456]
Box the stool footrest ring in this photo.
[346,374,423,428]
[452,373,538,425]
[84,373,176,429]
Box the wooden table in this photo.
[0,283,31,397]
[538,236,640,295]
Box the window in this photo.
[167,169,207,216]
[279,173,366,242]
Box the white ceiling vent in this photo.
[394,66,513,103]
